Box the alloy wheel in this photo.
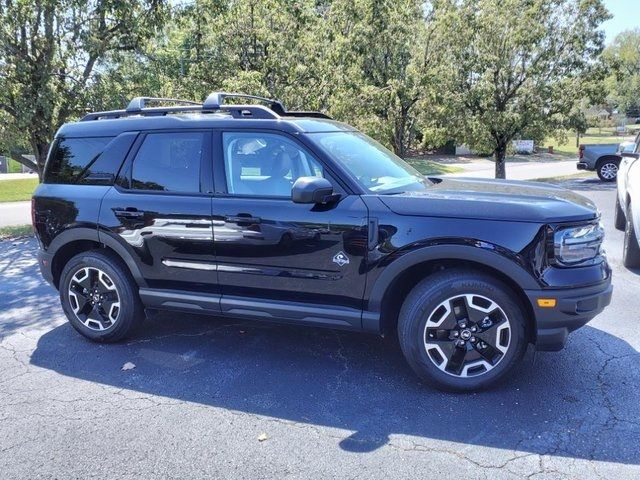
[600,162,618,180]
[67,267,121,331]
[423,294,511,377]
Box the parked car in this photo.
[614,134,640,268]
[32,93,612,391]
[577,143,621,181]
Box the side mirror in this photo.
[292,177,334,204]
[621,152,640,159]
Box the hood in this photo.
[378,177,598,223]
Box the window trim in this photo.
[213,129,345,200]
[115,129,213,197]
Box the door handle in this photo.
[114,208,145,219]
[225,214,261,224]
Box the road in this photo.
[0,201,31,227]
[0,180,638,479]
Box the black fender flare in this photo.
[595,155,620,169]
[48,226,147,288]
[366,244,540,313]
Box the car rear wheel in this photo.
[614,195,626,231]
[597,160,619,182]
[398,269,527,392]
[623,205,640,268]
[60,250,144,342]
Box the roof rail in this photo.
[126,97,201,112]
[80,92,332,122]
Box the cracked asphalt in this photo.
[1,179,639,479]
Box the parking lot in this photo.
[0,180,638,479]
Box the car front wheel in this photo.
[60,250,144,342]
[398,269,528,391]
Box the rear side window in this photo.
[130,132,204,193]
[45,137,114,184]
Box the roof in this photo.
[56,113,357,138]
[56,92,356,138]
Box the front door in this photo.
[100,130,218,295]
[211,130,369,329]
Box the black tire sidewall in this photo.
[623,205,640,268]
[615,195,626,231]
[60,251,142,342]
[398,270,527,391]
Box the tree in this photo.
[436,0,610,178]
[603,29,640,117]
[0,0,168,178]
[321,0,444,157]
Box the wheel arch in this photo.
[367,245,537,341]
[49,227,146,289]
[596,155,620,169]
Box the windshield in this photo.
[307,131,431,194]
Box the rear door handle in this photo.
[225,215,261,223]
[114,208,145,219]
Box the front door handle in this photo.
[114,208,145,219]
[225,214,261,224]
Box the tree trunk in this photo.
[494,143,507,179]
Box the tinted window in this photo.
[45,137,114,184]
[131,132,204,193]
[223,132,323,197]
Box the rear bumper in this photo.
[37,249,55,287]
[576,161,590,171]
[526,279,612,351]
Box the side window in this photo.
[45,137,114,184]
[222,132,324,197]
[131,132,204,193]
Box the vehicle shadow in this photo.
[555,178,617,192]
[29,311,640,464]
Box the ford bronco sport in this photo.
[33,93,612,391]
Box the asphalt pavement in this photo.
[0,179,638,479]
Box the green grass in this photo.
[404,157,464,175]
[532,171,594,183]
[545,125,639,156]
[7,158,23,173]
[0,178,39,202]
[0,225,33,240]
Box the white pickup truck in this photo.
[615,134,640,267]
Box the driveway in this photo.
[0,181,638,479]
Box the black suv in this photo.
[33,93,612,391]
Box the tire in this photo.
[59,250,144,342]
[397,269,528,392]
[623,204,640,269]
[596,159,619,182]
[614,195,626,231]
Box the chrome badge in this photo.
[332,251,350,267]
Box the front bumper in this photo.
[576,161,589,171]
[37,249,55,287]
[525,279,612,351]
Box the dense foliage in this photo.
[0,0,618,178]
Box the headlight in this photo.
[553,222,604,266]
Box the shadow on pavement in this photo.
[30,311,640,464]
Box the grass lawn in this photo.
[0,178,39,202]
[404,156,464,175]
[0,225,33,240]
[545,125,638,156]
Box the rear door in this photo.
[100,130,218,295]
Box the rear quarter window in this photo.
[44,136,115,184]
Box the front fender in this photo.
[366,243,540,314]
